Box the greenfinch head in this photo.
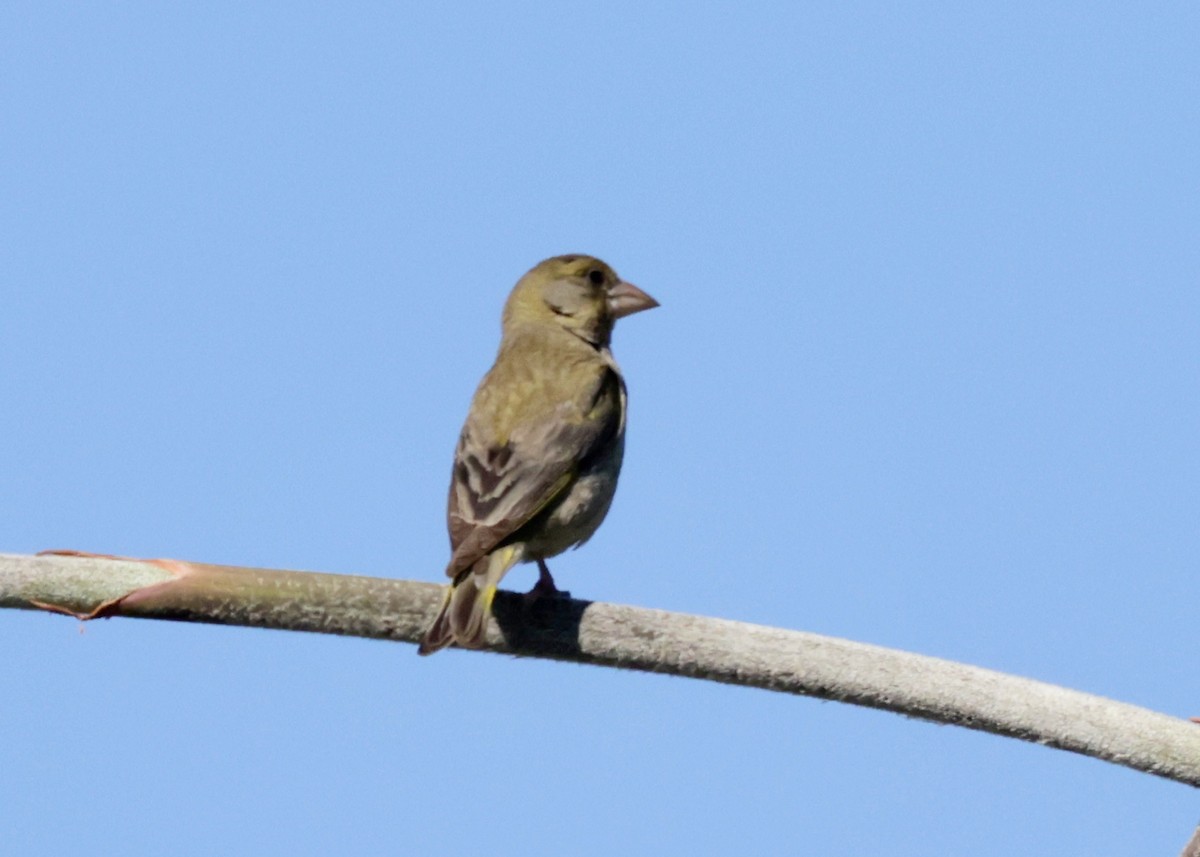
[503,254,659,347]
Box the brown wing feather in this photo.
[444,361,622,579]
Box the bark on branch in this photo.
[3,551,1198,789]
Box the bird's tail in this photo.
[417,546,520,655]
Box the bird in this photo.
[417,255,658,655]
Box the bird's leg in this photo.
[524,558,571,605]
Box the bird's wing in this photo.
[445,364,624,579]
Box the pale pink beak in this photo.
[607,280,660,319]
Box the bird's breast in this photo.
[521,434,626,560]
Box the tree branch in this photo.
[1180,823,1200,857]
[3,551,1198,789]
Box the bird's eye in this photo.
[587,269,605,286]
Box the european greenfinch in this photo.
[418,255,658,655]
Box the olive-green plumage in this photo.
[418,255,658,655]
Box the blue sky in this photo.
[3,3,1198,854]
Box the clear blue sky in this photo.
[3,3,1198,854]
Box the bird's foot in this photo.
[523,559,571,607]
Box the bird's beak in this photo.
[608,281,660,319]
